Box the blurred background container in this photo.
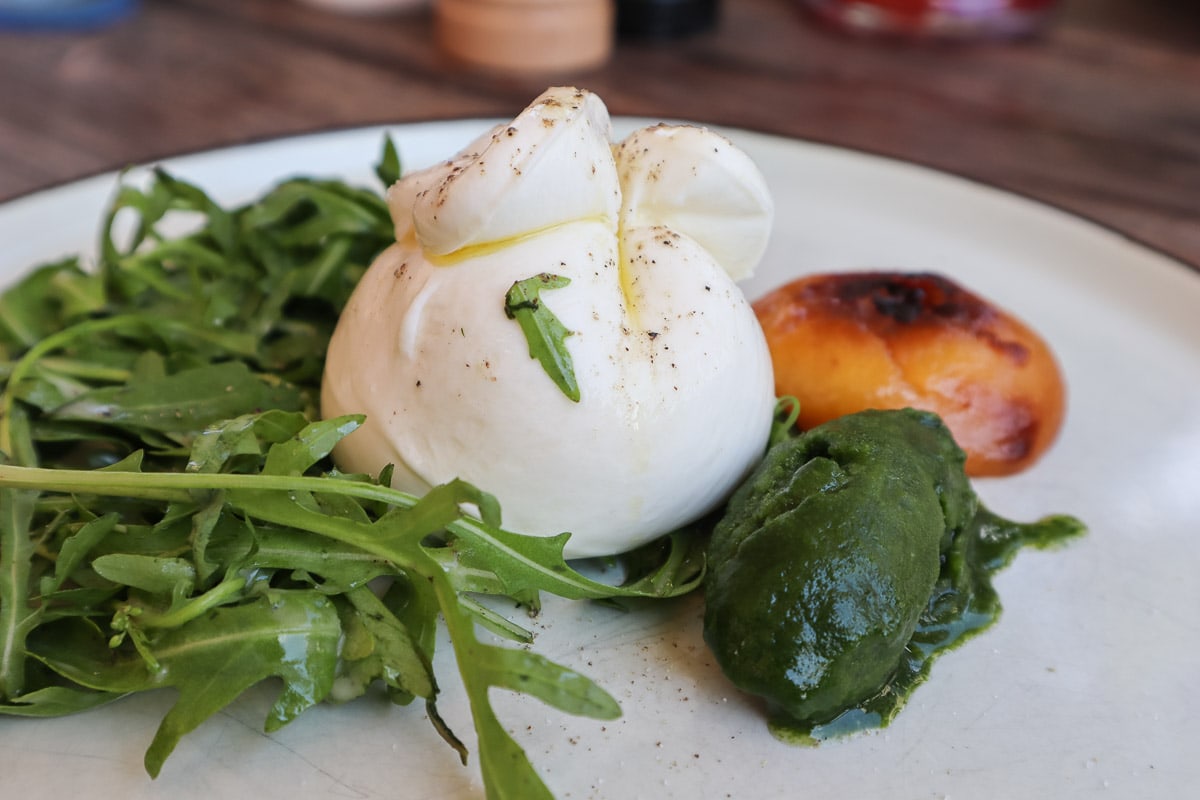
[0,0,138,29]
[296,0,429,12]
[616,0,718,39]
[435,0,614,74]
[798,0,1062,39]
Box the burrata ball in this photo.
[321,87,775,557]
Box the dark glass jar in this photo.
[617,0,719,39]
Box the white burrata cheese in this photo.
[321,87,775,557]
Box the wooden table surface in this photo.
[2,0,1198,266]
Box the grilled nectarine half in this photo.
[752,272,1065,476]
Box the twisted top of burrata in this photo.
[321,86,776,557]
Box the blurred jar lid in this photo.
[0,0,139,29]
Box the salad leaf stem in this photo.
[0,463,701,602]
[125,576,248,630]
[0,488,39,698]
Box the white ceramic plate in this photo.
[2,121,1197,799]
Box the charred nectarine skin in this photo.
[752,272,1066,476]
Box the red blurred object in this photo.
[800,0,1061,39]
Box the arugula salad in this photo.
[0,139,705,799]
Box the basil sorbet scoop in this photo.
[703,408,984,728]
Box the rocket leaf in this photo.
[0,138,707,800]
[504,273,580,402]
